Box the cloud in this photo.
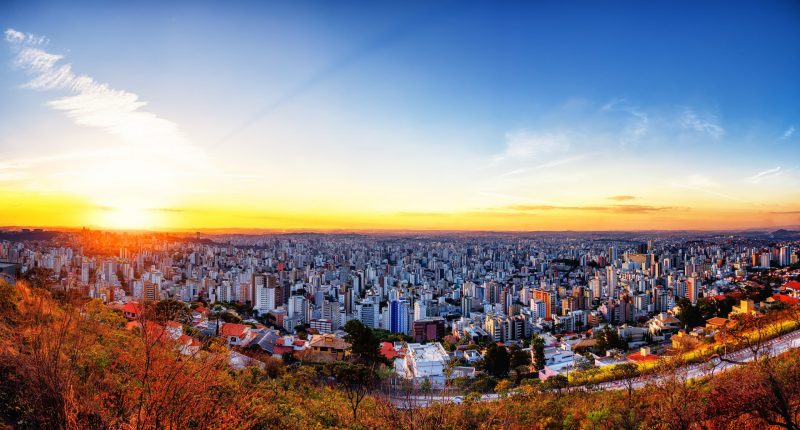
[781,126,795,140]
[680,108,724,138]
[492,131,570,164]
[745,166,781,184]
[5,28,200,161]
[4,28,48,46]
[769,210,800,215]
[607,195,636,201]
[497,153,594,178]
[671,174,749,203]
[601,97,649,144]
[4,28,213,213]
[502,204,678,214]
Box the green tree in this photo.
[531,333,546,371]
[325,361,376,423]
[509,344,531,369]
[343,320,385,366]
[151,300,192,324]
[483,343,511,378]
[21,267,54,290]
[676,298,704,330]
[595,326,627,355]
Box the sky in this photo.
[1,0,799,231]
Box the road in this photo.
[392,329,800,408]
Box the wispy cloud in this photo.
[491,131,570,165]
[680,108,724,138]
[607,195,636,201]
[4,28,214,211]
[745,166,781,184]
[5,28,201,161]
[671,174,749,203]
[4,28,48,46]
[781,126,795,140]
[601,97,649,145]
[497,152,593,178]
[502,204,679,214]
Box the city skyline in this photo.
[1,1,799,231]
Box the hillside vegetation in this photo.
[1,280,799,430]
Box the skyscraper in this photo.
[389,299,410,334]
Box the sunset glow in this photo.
[1,2,799,231]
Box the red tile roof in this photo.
[773,294,799,305]
[783,281,800,291]
[627,351,658,363]
[122,302,143,314]
[220,323,248,338]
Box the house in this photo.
[648,313,681,337]
[177,334,201,355]
[299,334,351,362]
[229,350,266,371]
[165,321,183,340]
[705,317,729,332]
[396,342,451,387]
[770,294,799,306]
[453,348,483,364]
[730,299,758,316]
[671,330,701,350]
[627,346,659,364]
[538,341,577,380]
[121,302,143,320]
[219,323,253,347]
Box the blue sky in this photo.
[1,0,799,230]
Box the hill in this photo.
[1,279,799,429]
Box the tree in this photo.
[595,326,626,355]
[676,298,704,330]
[531,333,546,372]
[325,362,376,423]
[21,267,54,290]
[483,344,511,378]
[343,320,384,366]
[612,363,640,430]
[541,374,568,395]
[151,300,192,324]
[0,280,18,322]
[712,354,800,430]
[84,299,126,327]
[509,344,531,369]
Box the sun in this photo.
[95,206,157,231]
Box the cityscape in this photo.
[1,1,800,429]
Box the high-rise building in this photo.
[606,266,617,299]
[254,285,277,314]
[686,275,699,304]
[533,288,554,317]
[461,295,473,318]
[389,299,410,334]
[413,301,427,321]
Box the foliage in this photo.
[0,280,19,322]
[531,333,546,371]
[150,299,193,324]
[483,343,511,378]
[677,298,705,330]
[2,279,800,430]
[594,326,627,355]
[343,320,385,366]
[21,267,55,290]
